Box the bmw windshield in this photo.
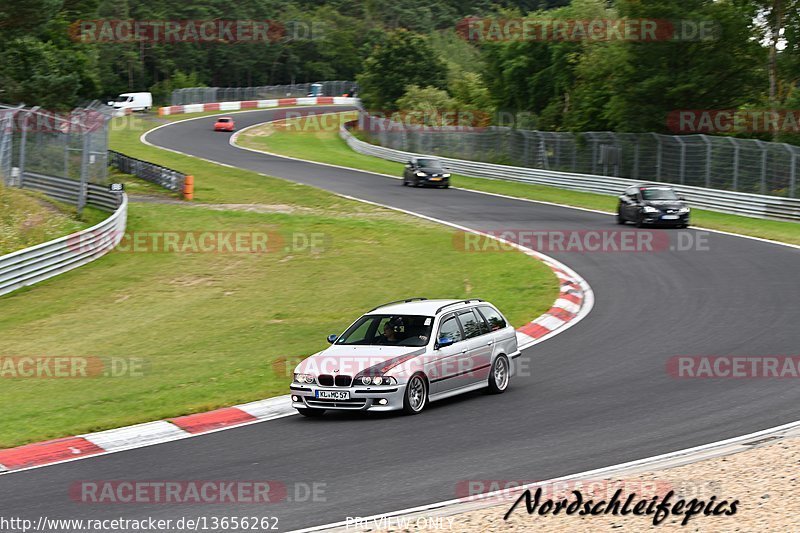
[336,315,433,347]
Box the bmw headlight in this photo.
[415,172,426,177]
[678,207,690,214]
[643,206,659,214]
[442,173,451,178]
[356,376,397,385]
[294,373,315,384]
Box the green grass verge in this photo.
[0,183,106,255]
[236,112,800,246]
[0,110,558,448]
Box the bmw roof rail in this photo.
[435,299,485,314]
[369,298,428,312]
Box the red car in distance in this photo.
[213,117,235,132]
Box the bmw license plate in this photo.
[316,390,349,400]
[662,215,679,220]
[429,177,442,181]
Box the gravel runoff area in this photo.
[361,434,800,532]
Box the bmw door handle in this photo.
[460,349,467,354]
[487,340,494,345]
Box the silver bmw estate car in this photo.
[290,298,521,416]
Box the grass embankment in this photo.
[0,111,558,448]
[236,111,800,246]
[0,183,104,255]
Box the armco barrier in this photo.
[21,172,122,211]
[159,96,358,116]
[109,150,186,192]
[0,183,127,297]
[341,121,800,222]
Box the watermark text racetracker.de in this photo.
[69,480,325,504]
[668,109,800,134]
[0,356,145,379]
[67,230,329,254]
[453,229,710,253]
[456,17,719,42]
[70,19,324,43]
[668,355,800,378]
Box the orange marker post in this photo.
[183,175,194,201]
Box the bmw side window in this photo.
[457,310,483,339]
[438,316,463,344]
[478,306,506,331]
[474,309,491,335]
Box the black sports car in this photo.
[617,185,691,228]
[402,157,450,188]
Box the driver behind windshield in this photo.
[377,322,400,344]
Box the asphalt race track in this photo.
[2,106,799,531]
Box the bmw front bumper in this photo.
[290,383,407,412]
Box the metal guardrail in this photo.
[22,172,122,211]
[341,122,800,222]
[109,150,186,192]
[0,192,128,297]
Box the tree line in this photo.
[1,0,797,140]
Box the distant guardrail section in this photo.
[109,150,186,192]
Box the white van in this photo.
[108,92,152,112]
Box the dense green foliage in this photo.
[1,0,798,139]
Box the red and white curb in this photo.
[159,96,358,116]
[0,396,292,473]
[515,257,587,350]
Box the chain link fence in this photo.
[171,81,357,106]
[358,115,799,198]
[0,102,115,213]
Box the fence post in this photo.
[572,136,577,172]
[727,137,740,191]
[18,108,32,188]
[676,136,686,185]
[701,135,712,188]
[64,129,71,179]
[654,133,662,181]
[77,128,90,215]
[785,145,797,198]
[633,136,640,181]
[755,140,767,195]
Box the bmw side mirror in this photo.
[436,337,455,349]
[327,334,338,344]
